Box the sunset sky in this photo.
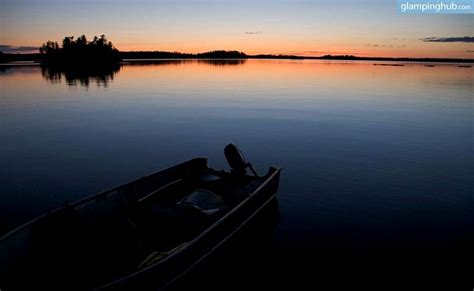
[1,0,473,58]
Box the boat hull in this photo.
[0,158,281,291]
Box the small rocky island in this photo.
[40,34,121,66]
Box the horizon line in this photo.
[1,49,474,61]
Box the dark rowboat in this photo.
[0,144,281,290]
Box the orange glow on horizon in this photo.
[115,44,472,59]
[2,0,472,59]
[114,38,473,59]
[3,36,472,59]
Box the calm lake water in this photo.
[1,59,472,287]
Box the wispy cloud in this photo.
[421,36,474,43]
[291,50,371,56]
[0,45,38,53]
[226,31,262,36]
[365,44,407,48]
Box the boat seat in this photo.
[177,189,227,215]
[131,189,227,251]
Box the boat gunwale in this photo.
[0,158,206,240]
[162,192,279,290]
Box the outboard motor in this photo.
[224,144,259,177]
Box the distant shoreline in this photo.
[1,51,473,64]
[122,57,474,64]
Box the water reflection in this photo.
[122,59,194,67]
[1,59,472,250]
[197,59,246,66]
[0,59,472,288]
[38,59,247,87]
[122,59,246,66]
[40,63,121,87]
[0,64,39,75]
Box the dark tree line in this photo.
[40,35,121,65]
[120,50,248,59]
[196,50,247,58]
[2,39,473,64]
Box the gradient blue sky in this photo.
[1,0,473,57]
